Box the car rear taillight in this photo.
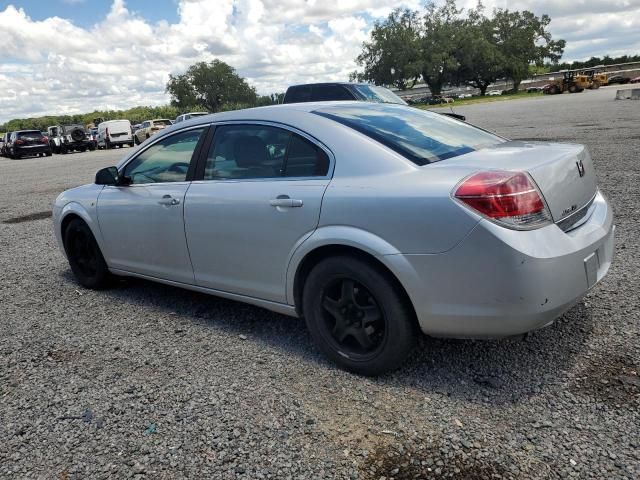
[41,136,48,143]
[454,171,552,230]
[15,139,24,145]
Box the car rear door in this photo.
[184,123,333,303]
[97,126,208,284]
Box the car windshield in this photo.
[352,85,407,105]
[314,104,504,165]
[154,120,172,126]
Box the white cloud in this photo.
[0,0,639,122]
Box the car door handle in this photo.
[158,195,180,206]
[269,196,303,208]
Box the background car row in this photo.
[0,112,209,159]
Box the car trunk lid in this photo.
[438,141,598,225]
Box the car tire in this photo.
[302,255,418,376]
[63,218,112,289]
[129,142,135,148]
[105,140,111,150]
[134,136,140,145]
[46,151,52,157]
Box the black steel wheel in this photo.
[320,277,387,357]
[63,218,112,289]
[303,255,418,376]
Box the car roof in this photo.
[287,82,373,88]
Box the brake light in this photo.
[41,136,48,143]
[454,171,551,229]
[15,139,24,145]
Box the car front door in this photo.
[97,126,208,284]
[184,123,332,303]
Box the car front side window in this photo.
[124,128,205,184]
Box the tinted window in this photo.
[311,85,354,101]
[204,125,329,180]
[284,134,330,177]
[17,131,43,139]
[285,86,312,103]
[314,104,503,165]
[124,128,204,184]
[154,120,172,126]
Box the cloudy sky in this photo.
[0,0,639,123]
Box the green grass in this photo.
[416,91,543,109]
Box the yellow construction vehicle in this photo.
[543,71,584,94]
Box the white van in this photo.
[97,120,134,149]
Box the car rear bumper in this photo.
[15,145,51,155]
[388,190,614,338]
[108,137,132,144]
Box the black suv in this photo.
[283,82,465,121]
[5,130,52,159]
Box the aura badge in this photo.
[576,159,586,177]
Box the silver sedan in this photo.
[53,102,614,375]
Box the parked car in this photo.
[48,125,94,154]
[283,82,407,105]
[97,120,134,149]
[527,86,542,93]
[53,102,613,375]
[89,128,98,149]
[284,83,465,121]
[0,133,7,157]
[487,90,503,96]
[630,76,640,84]
[175,112,209,123]
[134,119,173,145]
[6,129,52,158]
[607,75,630,85]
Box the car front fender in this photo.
[54,196,105,258]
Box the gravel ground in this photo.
[1,86,638,479]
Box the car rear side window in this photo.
[311,85,354,101]
[285,86,312,103]
[204,125,329,180]
[314,104,503,165]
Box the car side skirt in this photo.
[109,268,299,318]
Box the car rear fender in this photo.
[285,225,411,305]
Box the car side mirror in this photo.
[95,166,122,186]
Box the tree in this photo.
[355,9,422,90]
[454,6,503,96]
[166,60,257,113]
[419,0,463,95]
[493,9,565,92]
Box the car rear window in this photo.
[154,120,172,126]
[18,131,43,139]
[313,104,503,165]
